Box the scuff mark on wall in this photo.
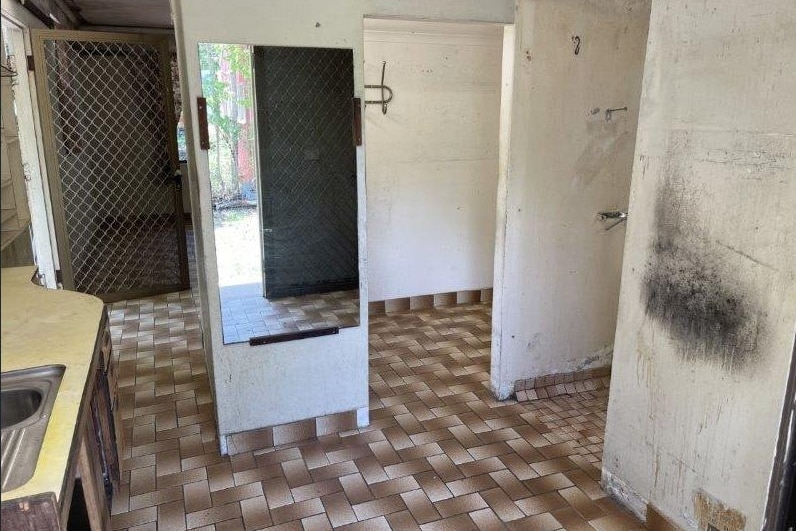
[640,136,766,371]
[573,117,630,189]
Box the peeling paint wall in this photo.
[603,1,796,529]
[490,0,651,398]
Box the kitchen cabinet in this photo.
[1,303,119,530]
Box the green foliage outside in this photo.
[198,43,253,202]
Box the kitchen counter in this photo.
[0,266,105,504]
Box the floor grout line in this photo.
[107,229,645,531]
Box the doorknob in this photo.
[598,210,627,231]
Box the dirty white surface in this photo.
[603,1,796,528]
[172,0,514,442]
[364,19,503,302]
[491,0,651,398]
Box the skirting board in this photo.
[602,469,648,522]
[369,288,493,316]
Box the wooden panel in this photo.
[78,420,111,531]
[0,493,61,530]
[92,309,120,495]
[197,97,210,150]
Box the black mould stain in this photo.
[641,173,763,371]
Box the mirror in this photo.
[199,43,360,345]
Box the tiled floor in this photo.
[108,252,645,529]
[220,284,359,344]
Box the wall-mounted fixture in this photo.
[365,61,393,115]
[605,106,628,122]
[1,55,18,78]
[572,35,581,56]
[598,210,628,231]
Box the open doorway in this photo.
[363,18,507,315]
[0,17,57,285]
[200,43,360,345]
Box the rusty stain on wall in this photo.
[694,490,746,531]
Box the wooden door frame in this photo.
[765,335,796,530]
[30,29,189,300]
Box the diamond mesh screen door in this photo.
[31,30,188,302]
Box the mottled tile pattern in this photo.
[220,283,359,344]
[107,233,645,529]
[514,368,612,402]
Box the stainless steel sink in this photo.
[1,365,65,493]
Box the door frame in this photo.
[765,335,796,530]
[0,13,58,286]
[30,29,189,300]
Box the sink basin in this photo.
[1,365,65,493]
[1,389,44,430]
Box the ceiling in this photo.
[66,0,173,29]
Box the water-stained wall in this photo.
[603,1,796,528]
[491,0,651,398]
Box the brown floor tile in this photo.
[434,493,488,518]
[420,512,479,531]
[321,492,357,527]
[339,473,374,505]
[270,497,325,525]
[109,257,645,531]
[385,509,422,530]
[401,489,441,525]
[468,507,506,531]
[185,501,242,529]
[507,512,562,531]
[157,499,187,531]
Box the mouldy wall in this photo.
[602,1,796,529]
[491,0,651,398]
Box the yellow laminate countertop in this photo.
[1,266,104,504]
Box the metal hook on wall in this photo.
[365,61,393,115]
[1,57,18,78]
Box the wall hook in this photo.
[605,106,628,121]
[572,36,581,56]
[1,55,18,78]
[598,210,628,231]
[365,61,393,115]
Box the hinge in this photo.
[55,269,63,284]
[26,55,34,72]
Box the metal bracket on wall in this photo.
[605,106,628,122]
[197,97,210,150]
[365,61,393,115]
[598,210,628,231]
[1,63,18,78]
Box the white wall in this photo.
[170,0,513,448]
[490,0,651,398]
[364,19,502,302]
[602,1,796,529]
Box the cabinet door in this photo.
[91,310,120,500]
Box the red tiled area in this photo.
[109,290,645,530]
